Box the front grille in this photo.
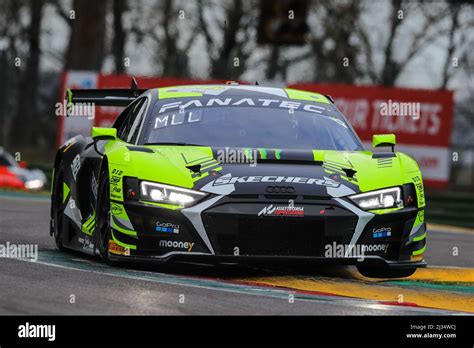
[204,214,325,257]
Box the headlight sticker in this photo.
[140,181,207,207]
[349,187,403,210]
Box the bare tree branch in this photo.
[440,3,460,89]
[49,0,72,27]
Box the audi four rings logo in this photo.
[265,186,295,194]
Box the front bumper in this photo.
[109,194,427,268]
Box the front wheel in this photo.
[357,264,417,279]
[95,166,115,265]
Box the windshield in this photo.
[0,151,16,167]
[142,100,363,151]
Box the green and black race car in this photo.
[50,81,427,278]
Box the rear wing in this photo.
[65,77,146,107]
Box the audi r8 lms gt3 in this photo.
[50,82,427,278]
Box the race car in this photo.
[0,147,47,190]
[50,81,427,278]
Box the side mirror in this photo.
[372,134,396,152]
[92,127,117,141]
[92,127,117,156]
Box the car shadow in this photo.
[51,247,361,281]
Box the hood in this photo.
[120,145,416,198]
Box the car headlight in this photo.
[24,179,44,190]
[349,187,403,210]
[140,181,207,207]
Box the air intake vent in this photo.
[377,158,393,168]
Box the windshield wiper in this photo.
[144,142,205,147]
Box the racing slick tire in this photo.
[356,263,417,279]
[51,165,66,251]
[95,164,117,266]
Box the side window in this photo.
[127,98,148,144]
[115,105,134,140]
[117,99,145,142]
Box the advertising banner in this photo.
[290,83,454,187]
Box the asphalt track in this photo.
[0,193,473,315]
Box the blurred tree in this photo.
[0,0,25,147]
[129,0,194,77]
[257,0,309,45]
[273,0,466,87]
[65,0,107,70]
[161,0,191,77]
[289,0,366,84]
[113,0,127,74]
[440,2,461,90]
[198,0,256,80]
[265,46,280,80]
[374,0,448,86]
[11,0,45,148]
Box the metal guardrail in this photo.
[425,190,474,229]
[450,147,474,188]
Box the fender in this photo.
[50,135,90,221]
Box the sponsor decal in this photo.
[70,154,81,181]
[108,240,130,256]
[258,201,304,217]
[18,322,55,342]
[158,98,326,114]
[156,221,180,234]
[154,110,203,129]
[200,173,342,196]
[418,210,425,222]
[111,186,121,195]
[213,175,340,188]
[78,236,94,250]
[110,175,121,185]
[362,243,389,253]
[372,227,392,238]
[111,203,123,215]
[110,169,123,199]
[159,240,194,251]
